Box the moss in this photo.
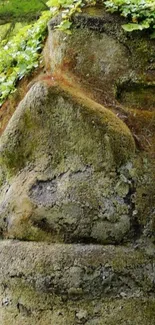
[48,8,155,156]
[129,38,155,72]
[50,82,135,166]
[97,298,155,325]
[0,103,42,175]
[111,248,147,271]
[130,155,155,234]
[1,283,155,325]
[125,108,155,152]
[8,218,54,242]
[0,7,154,324]
[0,82,135,180]
[117,84,155,111]
[0,140,36,175]
[0,241,154,323]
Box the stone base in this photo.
[0,241,155,324]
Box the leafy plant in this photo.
[46,0,155,34]
[104,0,155,35]
[0,0,154,107]
[47,0,95,32]
[0,0,46,20]
[0,10,51,106]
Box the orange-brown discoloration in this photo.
[0,33,154,157]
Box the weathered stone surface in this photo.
[1,298,155,325]
[0,5,154,324]
[0,241,155,324]
[48,7,155,153]
[48,8,155,109]
[0,82,136,243]
[0,82,134,173]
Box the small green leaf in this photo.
[122,22,149,32]
[57,19,72,30]
[46,0,60,7]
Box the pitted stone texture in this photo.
[48,8,155,154]
[0,82,135,243]
[1,299,155,325]
[0,241,155,324]
[0,241,155,298]
[48,8,155,109]
[0,166,132,243]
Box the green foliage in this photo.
[0,11,51,106]
[0,0,154,107]
[46,0,155,34]
[47,0,95,32]
[0,0,46,19]
[104,0,155,35]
